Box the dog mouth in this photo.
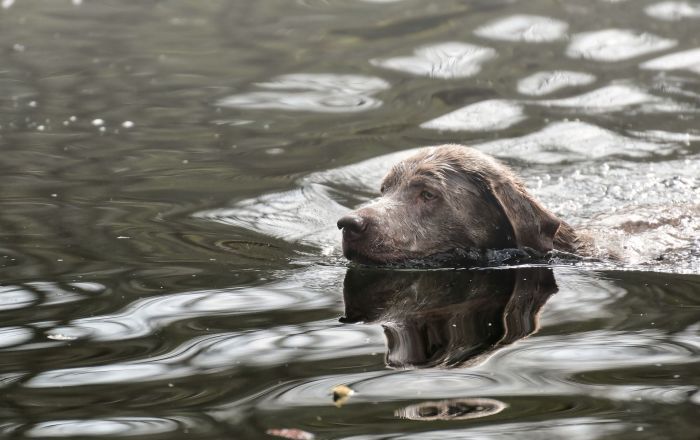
[342,244,388,265]
[342,241,409,265]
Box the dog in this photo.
[337,144,588,265]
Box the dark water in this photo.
[1,1,699,439]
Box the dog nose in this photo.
[337,214,367,240]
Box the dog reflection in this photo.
[341,267,557,369]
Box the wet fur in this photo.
[339,145,589,264]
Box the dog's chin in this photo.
[342,243,407,266]
[342,248,386,265]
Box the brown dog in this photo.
[337,145,585,265]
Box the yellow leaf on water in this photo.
[332,384,355,407]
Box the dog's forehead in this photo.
[391,148,471,180]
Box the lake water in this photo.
[1,1,699,439]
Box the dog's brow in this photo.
[411,167,449,186]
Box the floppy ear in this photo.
[489,180,561,253]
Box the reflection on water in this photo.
[341,267,557,368]
[396,397,507,421]
[1,0,699,439]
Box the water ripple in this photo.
[338,417,626,440]
[474,14,569,42]
[640,47,700,74]
[195,183,349,252]
[567,29,676,61]
[371,42,497,78]
[645,1,700,20]
[45,280,337,342]
[0,286,38,311]
[24,417,180,437]
[261,370,500,409]
[477,121,673,163]
[420,99,525,132]
[489,330,696,371]
[26,321,382,387]
[517,71,596,96]
[0,326,33,348]
[217,73,390,113]
[534,83,689,113]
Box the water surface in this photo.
[0,1,699,439]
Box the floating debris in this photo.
[332,384,355,407]
[265,428,315,440]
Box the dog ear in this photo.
[488,179,561,253]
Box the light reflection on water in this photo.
[0,0,699,439]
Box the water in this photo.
[0,1,699,439]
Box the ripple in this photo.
[45,280,338,341]
[590,383,698,405]
[491,330,696,371]
[420,99,525,132]
[477,121,673,164]
[25,417,179,437]
[27,281,104,306]
[348,417,627,440]
[640,47,700,74]
[567,29,677,61]
[217,73,390,113]
[303,149,415,193]
[188,322,381,369]
[474,14,568,42]
[0,286,37,311]
[27,363,170,388]
[264,370,500,409]
[630,129,700,143]
[645,1,700,20]
[0,326,33,348]
[27,321,383,387]
[534,83,687,113]
[540,270,627,324]
[195,183,349,251]
[517,71,596,96]
[0,281,107,312]
[371,42,497,79]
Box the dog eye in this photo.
[421,190,436,201]
[380,185,387,194]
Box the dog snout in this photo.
[337,214,368,240]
